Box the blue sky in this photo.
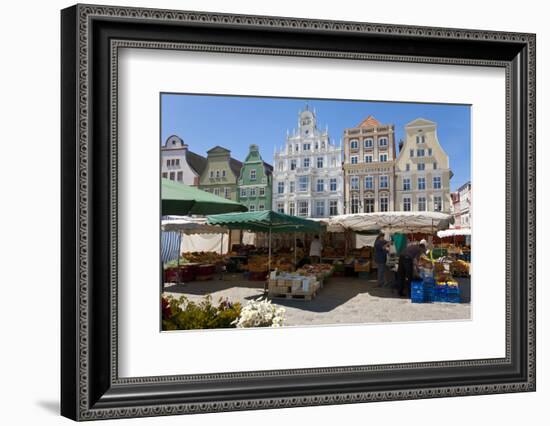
[161,94,471,191]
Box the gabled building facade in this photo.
[160,135,207,185]
[237,144,273,212]
[395,118,453,213]
[450,181,471,228]
[198,146,243,201]
[343,116,397,214]
[272,107,343,218]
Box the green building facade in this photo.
[198,146,243,201]
[237,144,273,211]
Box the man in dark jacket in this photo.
[397,240,427,297]
[374,233,390,287]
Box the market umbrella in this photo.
[206,210,322,271]
[161,178,247,216]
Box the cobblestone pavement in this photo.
[163,275,471,327]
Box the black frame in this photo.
[61,4,536,421]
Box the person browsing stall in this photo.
[374,232,390,287]
[309,235,322,264]
[397,239,427,297]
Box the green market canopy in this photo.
[161,178,247,216]
[206,210,322,233]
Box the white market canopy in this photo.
[330,212,453,234]
[161,215,228,234]
[437,228,471,238]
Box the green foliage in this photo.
[162,295,241,331]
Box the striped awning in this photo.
[161,231,181,263]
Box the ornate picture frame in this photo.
[61,4,535,420]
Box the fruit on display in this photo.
[181,251,225,264]
[450,259,470,276]
[296,263,334,279]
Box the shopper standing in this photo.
[374,232,390,287]
[309,235,322,264]
[397,240,427,297]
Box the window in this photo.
[298,176,309,192]
[240,188,247,198]
[433,162,437,170]
[249,204,256,212]
[314,142,319,150]
[330,178,337,192]
[224,187,231,199]
[214,188,220,196]
[434,196,442,212]
[176,171,183,182]
[250,169,256,180]
[259,187,265,196]
[166,159,171,167]
[418,177,426,190]
[321,142,326,149]
[416,135,426,144]
[289,202,295,216]
[406,164,410,172]
[350,139,358,149]
[277,182,284,194]
[315,200,325,217]
[364,138,373,148]
[364,198,374,213]
[364,155,373,163]
[417,149,425,157]
[351,195,360,214]
[290,159,297,170]
[410,149,414,157]
[316,179,324,192]
[417,163,425,171]
[298,201,309,217]
[365,176,373,189]
[276,202,284,213]
[403,178,411,191]
[278,162,283,172]
[329,200,338,216]
[222,170,226,177]
[289,181,295,193]
[351,176,359,190]
[331,156,337,167]
[403,197,411,211]
[317,157,324,168]
[250,187,256,197]
[161,172,168,178]
[433,176,442,189]
[379,137,388,146]
[379,154,388,162]
[418,196,427,211]
[380,175,388,189]
[216,170,220,178]
[303,143,311,151]
[169,172,175,180]
[380,197,389,212]
[209,170,214,178]
[303,157,310,168]
[295,144,299,152]
[175,159,180,166]
[428,148,432,156]
[351,156,358,165]
[258,204,264,211]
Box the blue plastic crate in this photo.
[433,284,448,302]
[423,278,435,303]
[446,285,461,303]
[411,280,425,303]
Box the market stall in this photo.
[207,210,329,300]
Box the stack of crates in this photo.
[446,281,461,303]
[434,283,448,302]
[423,277,435,303]
[411,280,425,303]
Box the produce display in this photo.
[450,259,470,277]
[322,246,341,258]
[181,251,225,264]
[296,263,334,279]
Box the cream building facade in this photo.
[343,116,396,213]
[395,118,452,213]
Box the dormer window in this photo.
[250,169,256,180]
